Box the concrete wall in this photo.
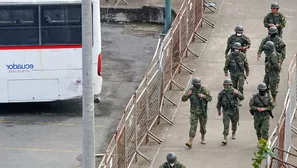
[100,6,176,24]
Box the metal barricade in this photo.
[265,54,297,168]
[98,0,216,167]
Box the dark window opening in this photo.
[0,4,93,46]
[0,6,39,46]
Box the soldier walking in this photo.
[159,152,186,168]
[225,25,251,58]
[249,83,275,147]
[263,2,286,38]
[257,26,286,65]
[224,42,249,106]
[217,79,244,146]
[182,77,212,148]
[261,41,281,102]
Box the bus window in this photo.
[40,5,82,45]
[0,6,39,46]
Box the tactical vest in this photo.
[265,52,280,73]
[228,53,245,73]
[189,88,201,108]
[267,13,283,32]
[229,35,247,52]
[253,93,270,116]
[268,36,281,51]
[221,89,237,111]
[268,13,282,24]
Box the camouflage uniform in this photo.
[263,2,286,38]
[159,152,186,168]
[224,46,249,96]
[182,77,212,148]
[225,26,251,57]
[257,26,286,64]
[217,79,244,145]
[249,83,275,142]
[159,162,186,168]
[263,41,281,101]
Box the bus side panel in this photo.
[0,80,8,102]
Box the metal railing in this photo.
[98,0,215,167]
[265,54,297,168]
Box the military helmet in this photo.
[257,83,267,91]
[166,152,177,163]
[264,41,275,50]
[233,42,242,49]
[192,77,201,85]
[269,26,278,34]
[234,25,243,33]
[223,78,232,85]
[271,2,279,9]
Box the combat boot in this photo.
[221,135,227,146]
[185,137,194,148]
[201,134,206,145]
[232,131,236,140]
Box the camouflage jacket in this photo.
[263,12,286,31]
[182,86,212,115]
[225,34,251,55]
[159,162,186,168]
[249,93,275,115]
[265,51,281,73]
[216,87,244,112]
[257,35,286,62]
[224,52,249,76]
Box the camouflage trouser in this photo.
[222,110,238,136]
[231,74,245,95]
[279,29,283,38]
[254,115,270,140]
[189,112,207,138]
[263,72,280,98]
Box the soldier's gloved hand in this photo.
[218,111,221,116]
[188,90,192,96]
[234,90,238,94]
[257,54,261,61]
[257,107,265,112]
[198,93,205,98]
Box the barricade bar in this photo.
[97,0,216,167]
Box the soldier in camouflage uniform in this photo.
[263,2,286,38]
[182,77,212,148]
[217,79,244,146]
[224,42,249,106]
[225,25,251,58]
[262,41,281,102]
[249,83,275,147]
[159,152,186,168]
[257,26,286,65]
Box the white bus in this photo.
[0,0,102,103]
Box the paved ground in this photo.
[128,0,297,167]
[0,23,162,168]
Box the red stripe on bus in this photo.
[0,45,82,50]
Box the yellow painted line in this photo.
[0,147,79,153]
[0,120,105,128]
